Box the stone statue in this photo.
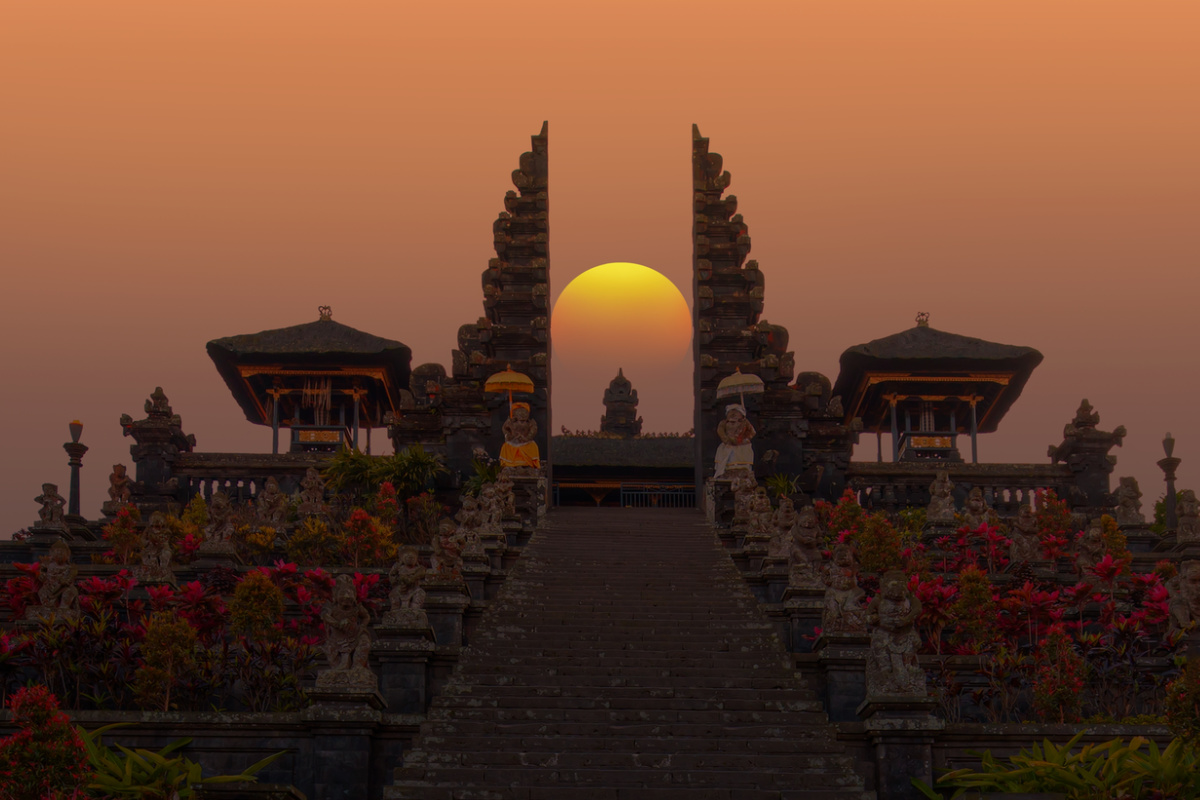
[494,473,516,518]
[455,495,482,536]
[108,464,132,505]
[203,492,236,544]
[383,547,428,627]
[35,483,67,529]
[1113,477,1144,525]
[256,477,289,529]
[749,487,774,538]
[1008,504,1043,563]
[927,471,955,525]
[30,540,79,620]
[136,512,174,582]
[297,467,327,518]
[961,487,997,530]
[821,544,866,634]
[478,484,504,539]
[430,519,465,576]
[789,505,826,589]
[714,404,756,479]
[317,574,375,689]
[767,499,797,560]
[500,402,540,472]
[1168,561,1200,634]
[865,571,925,697]
[731,471,758,528]
[1179,490,1200,544]
[1074,519,1106,578]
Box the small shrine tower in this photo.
[600,369,642,438]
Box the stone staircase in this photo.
[387,508,871,800]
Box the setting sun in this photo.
[551,262,692,377]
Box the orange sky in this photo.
[2,2,1198,533]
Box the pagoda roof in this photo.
[207,314,412,426]
[831,322,1042,434]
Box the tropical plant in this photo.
[101,505,143,565]
[228,571,285,641]
[0,685,90,800]
[133,612,199,712]
[764,472,799,500]
[914,732,1200,799]
[323,445,445,499]
[1032,624,1087,723]
[1167,657,1200,744]
[286,517,343,566]
[342,509,396,568]
[463,458,502,497]
[81,723,284,800]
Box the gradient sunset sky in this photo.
[2,2,1197,533]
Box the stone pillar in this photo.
[814,632,869,722]
[857,697,944,800]
[301,690,384,800]
[63,422,88,519]
[374,617,437,714]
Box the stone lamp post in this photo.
[1159,432,1181,532]
[63,420,88,518]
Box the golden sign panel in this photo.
[911,436,953,448]
[298,430,341,443]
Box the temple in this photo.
[3,124,1197,800]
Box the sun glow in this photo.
[551,262,692,377]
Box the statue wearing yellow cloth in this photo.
[500,402,540,471]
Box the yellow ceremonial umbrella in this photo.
[484,365,535,416]
[716,367,765,409]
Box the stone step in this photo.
[386,781,869,800]
[391,509,867,800]
[433,694,823,713]
[394,764,863,789]
[405,748,850,768]
[425,707,833,725]
[415,734,842,754]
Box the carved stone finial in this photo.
[915,311,930,327]
[318,305,332,321]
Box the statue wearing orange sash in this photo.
[500,402,540,471]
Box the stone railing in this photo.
[845,461,1075,517]
[172,452,332,504]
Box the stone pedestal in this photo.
[461,554,491,602]
[26,524,70,548]
[374,616,437,714]
[782,585,824,653]
[509,473,547,531]
[423,579,471,648]
[761,557,789,603]
[301,689,384,800]
[814,632,869,721]
[194,541,243,569]
[1121,523,1159,554]
[857,696,943,800]
[921,522,957,554]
